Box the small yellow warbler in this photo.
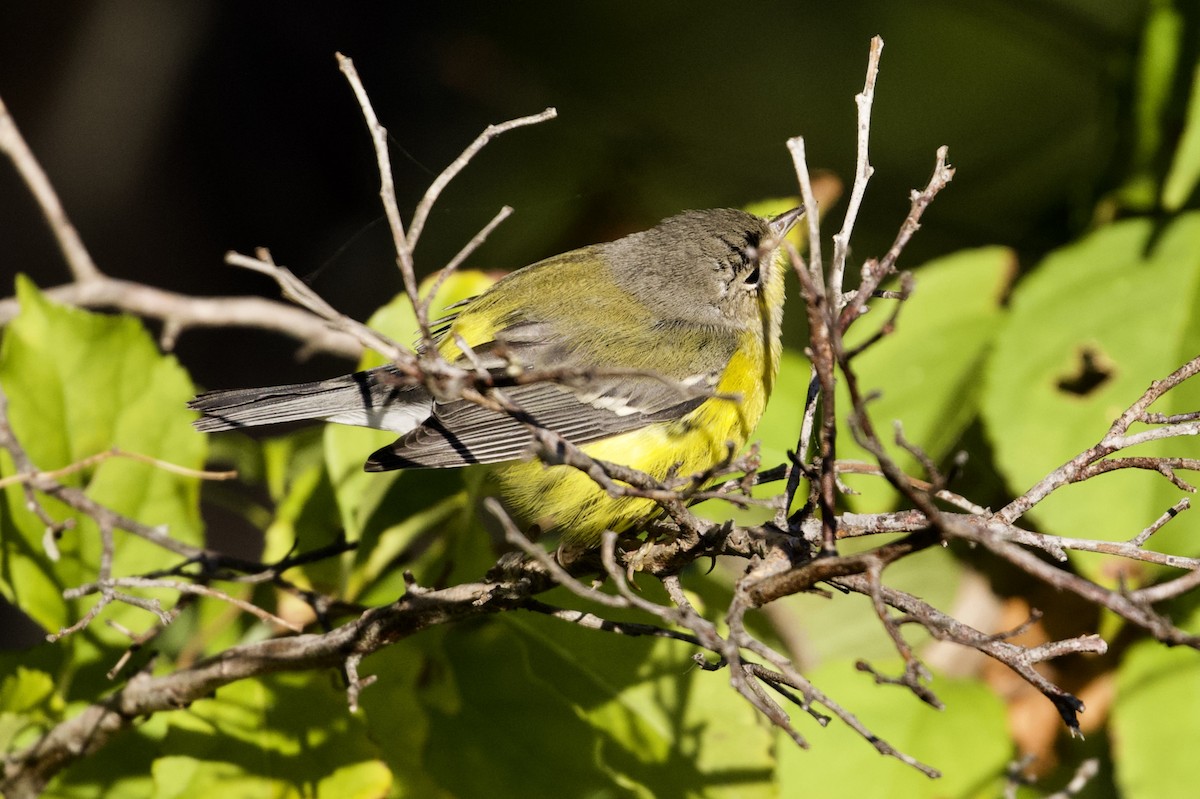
[191,207,802,545]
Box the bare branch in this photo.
[406,109,556,254]
[786,138,825,291]
[0,276,364,357]
[225,249,410,366]
[336,53,422,335]
[1,575,546,797]
[0,446,234,490]
[0,94,100,282]
[998,355,1200,525]
[829,35,882,306]
[419,204,514,331]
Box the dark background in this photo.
[0,2,1147,392]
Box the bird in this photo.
[190,206,802,546]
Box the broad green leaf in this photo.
[356,628,454,799]
[152,672,391,799]
[0,664,59,753]
[368,620,625,799]
[983,214,1200,581]
[1111,603,1200,799]
[0,277,205,639]
[260,430,345,598]
[779,661,1010,798]
[836,247,1012,511]
[505,608,775,799]
[1162,61,1200,210]
[0,454,64,636]
[362,608,776,798]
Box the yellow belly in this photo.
[491,331,773,545]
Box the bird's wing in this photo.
[365,319,740,470]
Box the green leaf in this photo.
[325,271,499,599]
[0,276,205,638]
[1120,0,1185,211]
[778,661,1010,798]
[152,672,392,799]
[837,247,1013,511]
[1111,604,1200,799]
[1162,61,1200,210]
[0,663,60,753]
[512,611,776,799]
[983,214,1200,581]
[260,430,346,597]
[363,610,777,798]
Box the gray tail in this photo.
[189,366,431,434]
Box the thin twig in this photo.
[406,110,556,254]
[0,93,100,282]
[0,447,235,490]
[787,138,825,292]
[418,205,514,338]
[829,36,882,307]
[336,53,422,340]
[0,277,363,357]
[225,249,410,366]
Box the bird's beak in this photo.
[769,206,805,239]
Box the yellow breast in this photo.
[481,251,787,545]
[493,324,779,546]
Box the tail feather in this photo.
[189,367,432,434]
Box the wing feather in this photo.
[365,330,738,470]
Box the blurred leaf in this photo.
[362,611,776,798]
[743,196,806,250]
[151,673,392,799]
[778,661,1010,798]
[982,214,1200,582]
[0,276,205,640]
[1162,62,1200,210]
[0,665,56,714]
[1111,603,1200,798]
[42,711,170,799]
[837,247,1013,511]
[260,430,345,597]
[326,271,499,600]
[1121,0,1186,211]
[0,664,59,753]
